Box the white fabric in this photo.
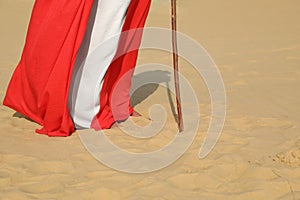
[68,0,131,129]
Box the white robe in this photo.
[68,0,131,129]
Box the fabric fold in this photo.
[3,0,151,136]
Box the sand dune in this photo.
[1,0,300,199]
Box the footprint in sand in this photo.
[273,147,300,167]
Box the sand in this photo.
[1,0,300,199]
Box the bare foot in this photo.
[131,110,151,121]
[131,110,142,117]
[110,122,118,128]
[111,111,140,128]
[110,111,149,128]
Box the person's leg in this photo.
[68,0,131,129]
[91,0,152,130]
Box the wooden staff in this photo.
[171,0,184,132]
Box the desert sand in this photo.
[1,0,300,199]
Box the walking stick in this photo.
[171,0,184,132]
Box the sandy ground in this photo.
[1,0,300,199]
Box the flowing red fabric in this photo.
[3,0,151,136]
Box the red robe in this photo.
[3,0,151,136]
